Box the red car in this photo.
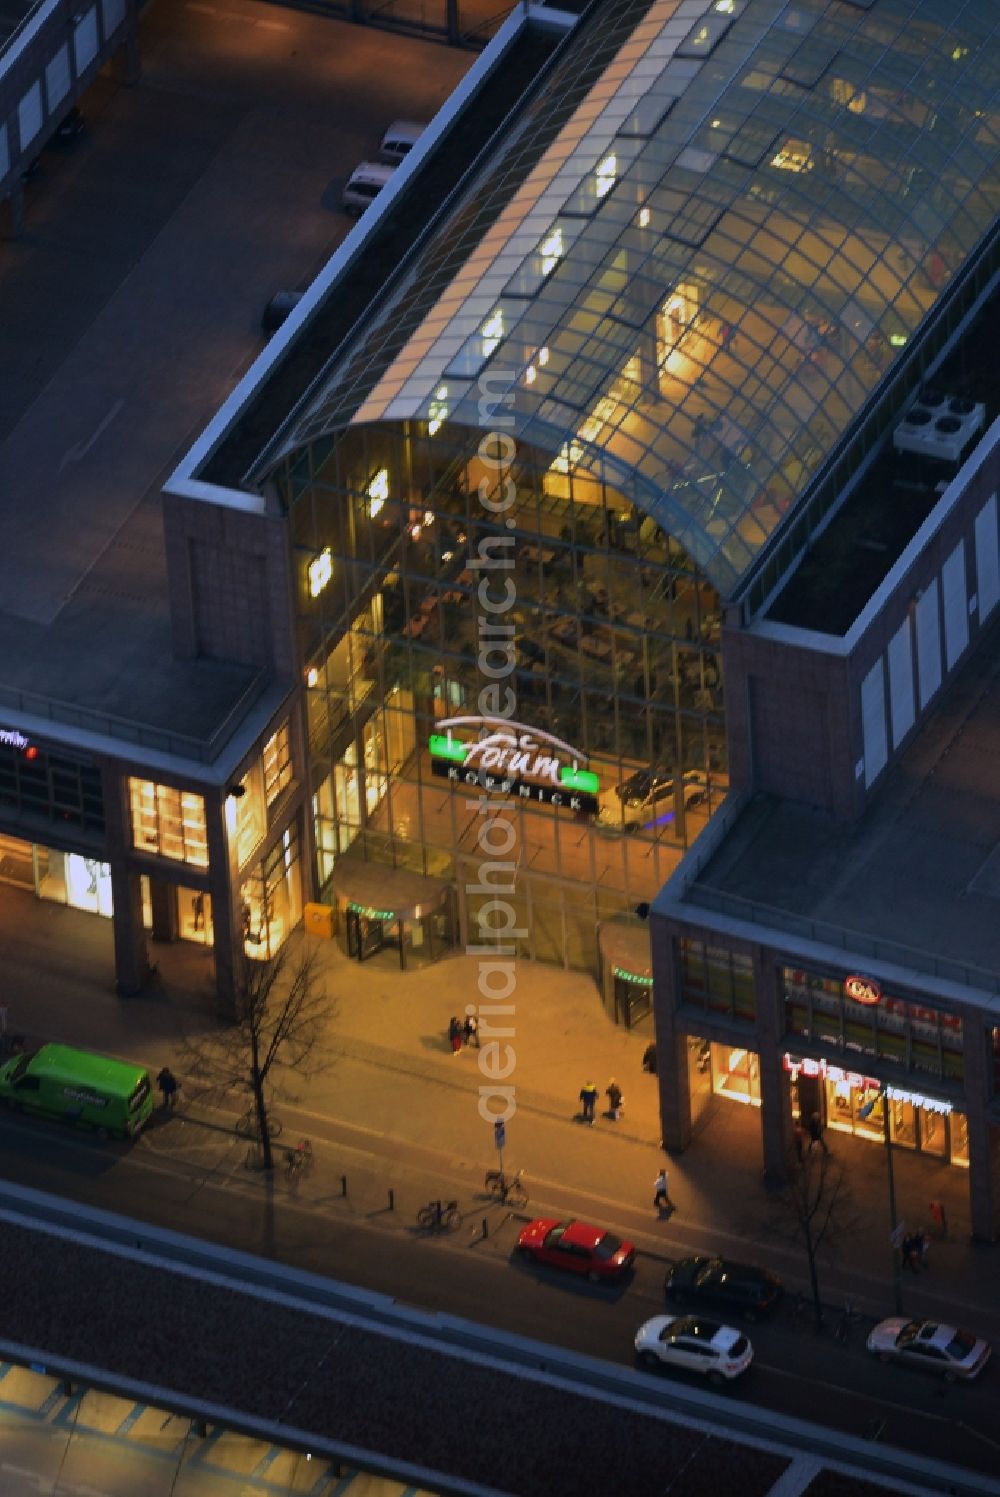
[516,1218,636,1281]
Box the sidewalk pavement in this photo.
[1,888,995,1336]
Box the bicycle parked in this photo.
[416,1198,462,1232]
[235,1110,282,1140]
[484,1167,528,1208]
[284,1138,314,1182]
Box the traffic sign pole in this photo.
[494,1119,506,1179]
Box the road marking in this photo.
[58,399,124,472]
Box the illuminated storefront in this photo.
[784,1054,968,1169]
[277,423,728,976]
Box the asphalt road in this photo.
[1,1108,998,1484]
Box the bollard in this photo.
[341,1174,347,1197]
[195,1419,208,1439]
[61,1378,73,1396]
[388,1188,394,1212]
[482,1217,489,1240]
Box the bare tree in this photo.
[182,944,330,1169]
[768,1142,856,1332]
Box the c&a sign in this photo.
[844,974,881,1006]
[429,717,599,813]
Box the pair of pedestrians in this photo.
[448,1013,480,1054]
[578,1078,624,1124]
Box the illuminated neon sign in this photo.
[844,974,881,1006]
[429,718,600,813]
[0,729,29,749]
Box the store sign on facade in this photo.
[844,973,881,1006]
[0,728,30,750]
[429,717,599,813]
[782,1053,952,1115]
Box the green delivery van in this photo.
[0,1044,154,1139]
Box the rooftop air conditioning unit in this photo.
[893,388,986,463]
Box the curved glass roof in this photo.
[267,0,1000,595]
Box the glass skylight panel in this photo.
[719,118,782,168]
[443,300,529,379]
[780,38,841,89]
[618,91,680,139]
[502,217,587,297]
[676,2,744,60]
[560,139,643,216]
[776,4,819,34]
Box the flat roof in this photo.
[682,624,1000,992]
[198,16,568,490]
[0,0,35,50]
[768,280,1000,637]
[0,2,470,763]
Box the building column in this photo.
[754,948,792,1184]
[111,0,141,85]
[1,181,25,241]
[963,1019,1000,1243]
[110,866,151,995]
[206,788,240,1016]
[102,764,151,995]
[651,918,692,1152]
[149,878,177,942]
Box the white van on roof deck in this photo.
[379,119,427,165]
[342,162,396,215]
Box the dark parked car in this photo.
[664,1256,782,1319]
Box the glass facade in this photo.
[680,938,755,1021]
[129,780,208,870]
[283,428,727,969]
[250,0,1000,972]
[0,741,103,834]
[782,966,963,1082]
[263,722,293,807]
[239,825,303,960]
[271,0,1000,595]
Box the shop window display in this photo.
[129,780,208,869]
[263,723,293,807]
[784,1054,969,1169]
[234,766,266,871]
[240,826,302,960]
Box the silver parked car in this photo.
[866,1318,990,1381]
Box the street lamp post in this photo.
[860,1086,904,1314]
[881,1093,905,1314]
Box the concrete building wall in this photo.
[721,435,1000,821]
[163,495,298,680]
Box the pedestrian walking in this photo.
[463,1011,480,1049]
[807,1111,829,1154]
[192,892,205,932]
[793,1119,805,1162]
[929,1199,947,1238]
[642,1043,657,1075]
[448,1016,463,1055]
[156,1066,179,1110]
[917,1229,931,1271]
[653,1168,673,1214]
[579,1080,599,1123]
[605,1079,623,1122]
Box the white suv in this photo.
[635,1316,753,1385]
